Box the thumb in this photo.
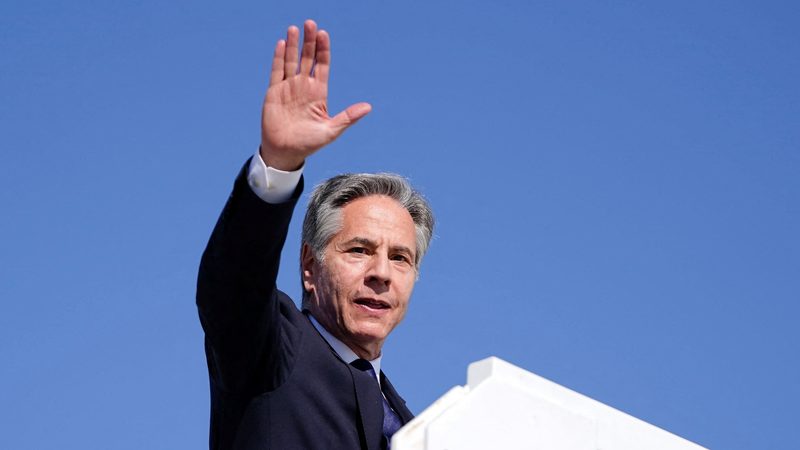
[329,102,372,135]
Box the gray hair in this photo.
[301,173,434,301]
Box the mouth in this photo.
[354,298,391,311]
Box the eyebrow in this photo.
[343,237,415,258]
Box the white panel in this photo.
[426,377,595,450]
[392,357,707,450]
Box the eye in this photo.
[391,254,411,264]
[348,247,368,254]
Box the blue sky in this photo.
[1,1,798,448]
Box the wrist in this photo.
[259,144,305,171]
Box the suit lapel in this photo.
[350,365,384,450]
[380,372,414,424]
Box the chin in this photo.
[349,322,390,343]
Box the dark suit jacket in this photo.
[197,161,414,450]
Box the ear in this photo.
[301,243,317,293]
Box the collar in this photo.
[308,313,382,385]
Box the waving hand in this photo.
[260,20,372,170]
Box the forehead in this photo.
[335,195,416,246]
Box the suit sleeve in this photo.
[196,158,303,395]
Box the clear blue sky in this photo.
[1,1,798,448]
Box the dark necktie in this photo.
[351,359,403,447]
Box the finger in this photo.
[299,19,318,76]
[269,39,286,87]
[314,30,330,83]
[284,25,300,78]
[330,102,372,135]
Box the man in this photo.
[197,20,434,450]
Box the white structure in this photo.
[392,357,706,450]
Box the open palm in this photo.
[260,20,371,170]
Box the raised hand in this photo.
[260,20,372,171]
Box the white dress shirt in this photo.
[247,151,304,204]
[308,314,383,386]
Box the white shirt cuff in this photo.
[247,152,304,204]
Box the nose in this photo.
[365,254,391,290]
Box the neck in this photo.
[307,309,384,361]
[350,342,382,361]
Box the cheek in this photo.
[316,268,342,307]
[397,276,416,300]
[336,265,365,291]
[394,287,412,313]
[324,266,357,308]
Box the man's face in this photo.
[303,195,418,358]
